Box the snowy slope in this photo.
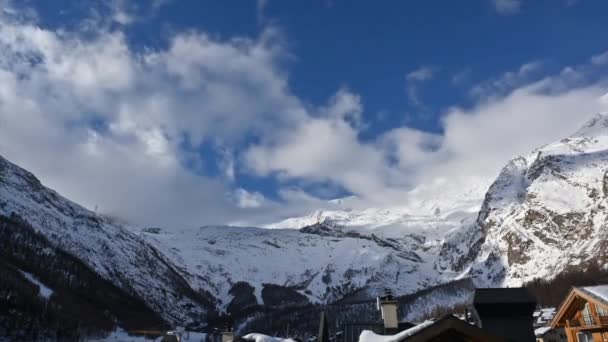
[454,112,608,285]
[138,224,449,311]
[0,156,213,326]
[135,176,491,313]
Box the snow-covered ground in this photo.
[358,320,434,342]
[243,333,297,342]
[87,329,207,341]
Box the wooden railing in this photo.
[567,316,608,328]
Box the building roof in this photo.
[358,315,505,342]
[473,288,536,305]
[578,285,608,306]
[534,326,551,337]
[534,308,556,326]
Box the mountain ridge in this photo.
[1,112,607,334]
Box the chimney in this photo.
[221,325,234,342]
[377,288,398,333]
[472,288,536,342]
[318,311,329,342]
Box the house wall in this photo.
[562,299,608,342]
[591,332,608,341]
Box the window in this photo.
[582,303,594,325]
[597,304,608,317]
[577,332,591,342]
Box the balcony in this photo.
[567,316,608,328]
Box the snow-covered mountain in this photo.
[441,112,608,286]
[138,223,445,313]
[0,155,214,328]
[1,112,608,333]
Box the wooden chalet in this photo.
[550,286,608,342]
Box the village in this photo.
[140,284,608,342]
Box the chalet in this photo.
[550,285,608,342]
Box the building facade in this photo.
[550,286,608,342]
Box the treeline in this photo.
[226,278,474,340]
[525,262,608,307]
[0,213,168,340]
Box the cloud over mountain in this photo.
[0,2,607,227]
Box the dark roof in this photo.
[473,288,536,305]
[399,315,506,342]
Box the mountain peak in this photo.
[570,112,608,138]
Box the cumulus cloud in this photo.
[0,7,311,227]
[243,90,402,201]
[244,58,608,212]
[1,3,608,228]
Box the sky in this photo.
[1,0,608,228]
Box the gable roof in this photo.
[550,285,608,328]
[579,285,608,306]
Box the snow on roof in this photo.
[534,327,551,337]
[581,285,608,304]
[242,333,297,342]
[358,321,434,342]
[534,307,556,324]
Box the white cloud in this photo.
[406,66,436,82]
[1,4,608,229]
[230,188,267,208]
[470,61,543,99]
[491,0,522,15]
[591,50,608,66]
[244,58,608,213]
[0,9,310,227]
[405,66,438,109]
[104,0,173,25]
[243,90,401,201]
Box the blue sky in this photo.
[1,0,608,227]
